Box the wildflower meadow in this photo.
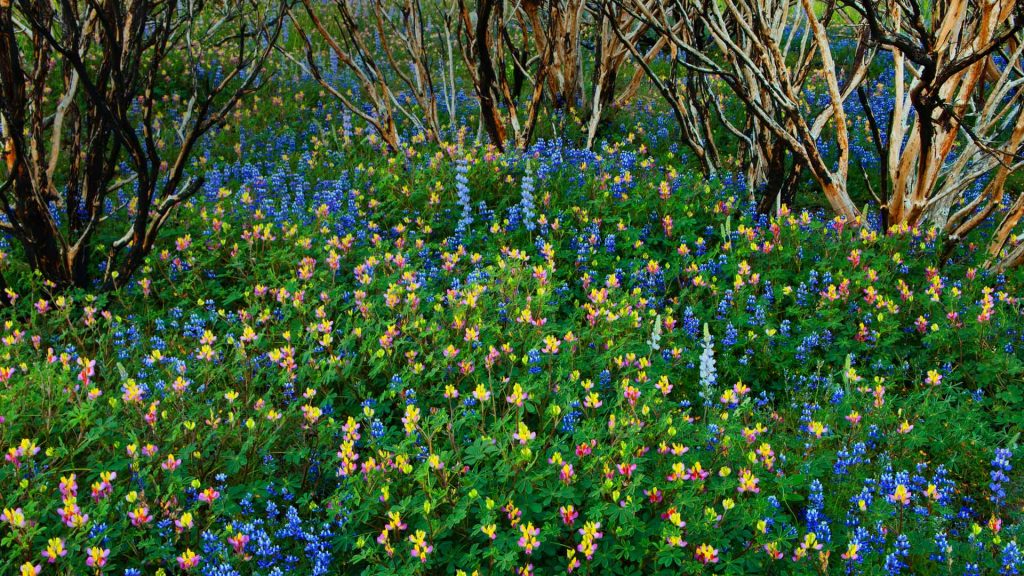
[1,1,1024,575]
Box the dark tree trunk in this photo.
[473,0,507,150]
[757,142,801,214]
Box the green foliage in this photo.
[0,71,1022,576]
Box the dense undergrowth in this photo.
[1,70,1023,576]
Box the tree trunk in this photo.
[473,0,507,149]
